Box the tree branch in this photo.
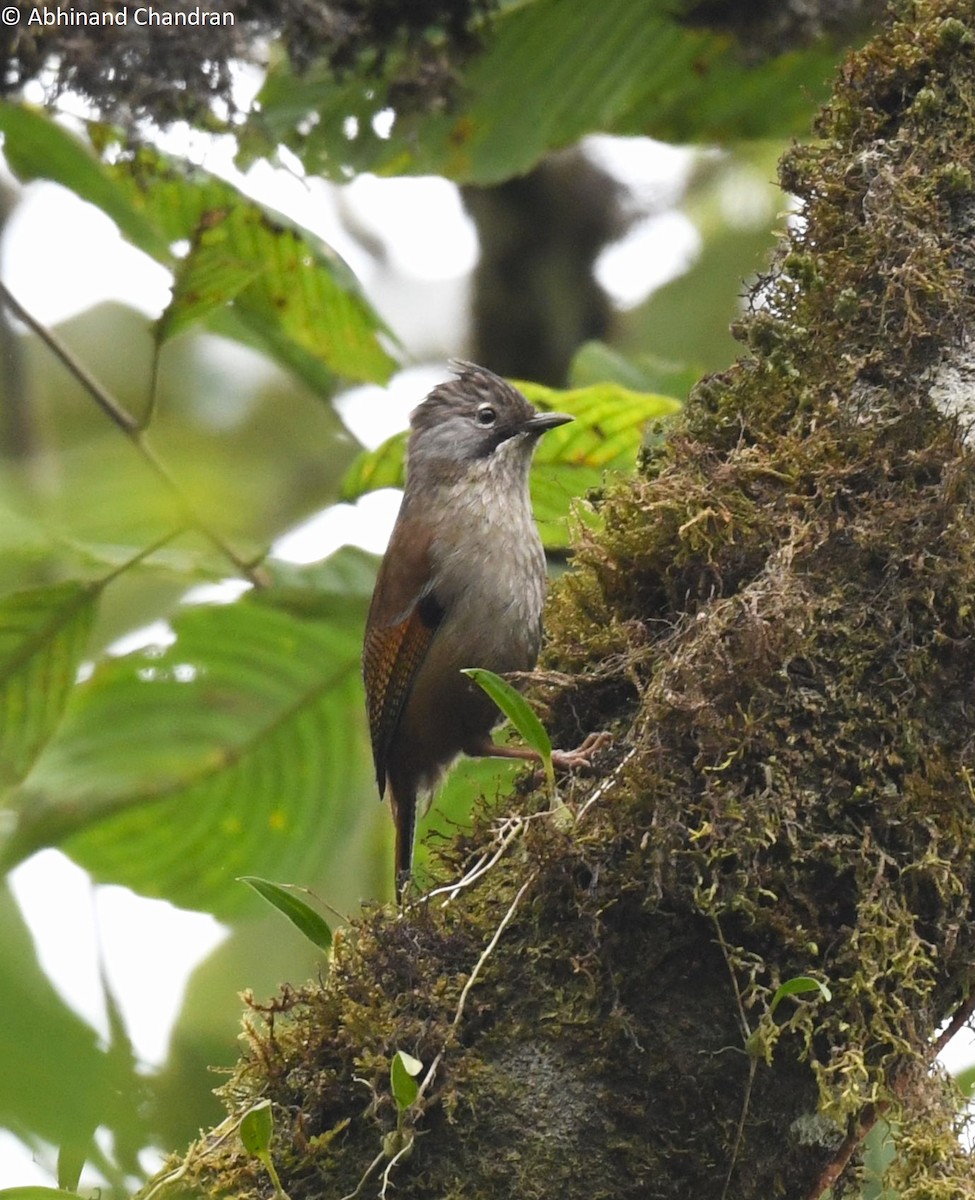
[0,281,268,585]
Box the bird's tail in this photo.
[389,780,417,901]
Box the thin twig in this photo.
[932,991,975,1058]
[338,1150,385,1200]
[803,1106,883,1200]
[147,338,163,429]
[804,987,975,1200]
[575,745,637,824]
[424,814,539,905]
[451,873,533,1031]
[378,1139,414,1198]
[712,916,752,1044]
[713,916,755,1200]
[97,526,189,585]
[416,874,535,1108]
[722,1059,757,1200]
[0,281,267,586]
[425,744,634,910]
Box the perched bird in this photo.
[362,361,603,896]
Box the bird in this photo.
[362,361,605,897]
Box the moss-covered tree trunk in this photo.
[150,2,975,1196]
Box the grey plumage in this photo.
[362,361,572,894]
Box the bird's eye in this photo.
[475,404,497,426]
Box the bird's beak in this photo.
[524,411,573,434]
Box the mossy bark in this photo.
[147,2,975,1197]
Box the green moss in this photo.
[539,0,975,1188]
[141,2,975,1197]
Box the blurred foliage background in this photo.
[0,0,901,1194]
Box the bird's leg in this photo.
[550,730,613,769]
[469,730,611,771]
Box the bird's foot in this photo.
[550,731,612,771]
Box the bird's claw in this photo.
[550,730,612,772]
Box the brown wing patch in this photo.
[363,597,442,795]
[363,502,445,795]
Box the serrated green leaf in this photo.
[339,431,408,501]
[2,595,369,915]
[0,582,99,790]
[0,104,396,390]
[437,0,677,183]
[112,150,397,384]
[246,0,843,185]
[156,238,263,344]
[518,382,681,470]
[0,102,169,258]
[239,876,333,953]
[240,1099,274,1157]
[218,205,395,384]
[390,1050,422,1111]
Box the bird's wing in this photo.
[362,511,444,795]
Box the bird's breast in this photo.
[426,465,547,672]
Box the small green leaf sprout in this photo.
[240,1099,290,1200]
[746,975,832,1059]
[384,1050,423,1160]
[238,876,333,953]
